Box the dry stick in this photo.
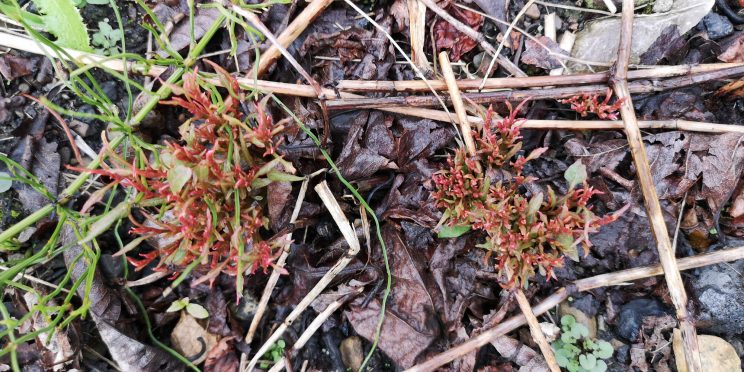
[439,52,476,156]
[407,0,431,74]
[333,63,744,93]
[239,175,315,371]
[246,0,334,77]
[245,181,361,372]
[513,289,561,372]
[610,1,701,370]
[417,0,527,77]
[480,0,538,88]
[405,245,744,371]
[328,64,744,108]
[268,286,364,372]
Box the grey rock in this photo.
[654,0,674,13]
[692,261,744,335]
[616,298,670,342]
[571,0,713,71]
[703,12,734,40]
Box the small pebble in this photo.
[616,298,669,342]
[17,83,30,94]
[703,12,734,40]
[339,336,364,371]
[525,3,541,19]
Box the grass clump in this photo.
[432,104,625,288]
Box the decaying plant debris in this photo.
[0,0,743,371]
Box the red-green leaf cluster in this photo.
[559,88,625,120]
[77,66,293,294]
[432,104,624,288]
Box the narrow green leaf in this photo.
[266,170,304,182]
[166,298,189,312]
[438,225,471,238]
[79,201,131,245]
[527,192,543,216]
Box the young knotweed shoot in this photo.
[73,64,298,298]
[432,103,626,288]
[559,88,625,120]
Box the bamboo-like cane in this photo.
[513,289,561,372]
[405,245,744,371]
[247,0,334,77]
[610,1,701,370]
[439,52,476,156]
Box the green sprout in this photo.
[260,339,286,369]
[91,19,124,55]
[552,315,614,372]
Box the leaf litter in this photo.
[3,0,744,370]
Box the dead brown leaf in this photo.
[521,36,567,69]
[344,226,440,368]
[718,32,744,63]
[434,5,483,61]
[0,54,36,80]
[171,313,218,366]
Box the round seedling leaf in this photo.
[579,353,597,370]
[595,340,614,359]
[166,298,189,313]
[185,303,209,319]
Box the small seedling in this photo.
[559,88,624,120]
[92,19,123,56]
[260,339,286,369]
[166,297,209,319]
[552,315,614,372]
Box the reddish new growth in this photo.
[560,88,625,120]
[78,65,290,294]
[432,103,624,288]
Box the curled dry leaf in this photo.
[433,4,483,61]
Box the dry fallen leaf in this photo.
[171,312,219,365]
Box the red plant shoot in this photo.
[432,103,626,288]
[75,64,295,297]
[559,88,625,120]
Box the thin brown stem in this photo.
[513,289,561,372]
[439,52,476,156]
[610,1,701,370]
[245,0,334,77]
